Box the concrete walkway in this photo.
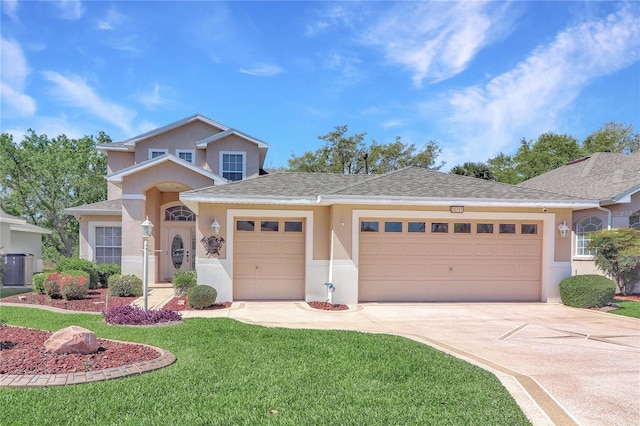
[176,301,639,426]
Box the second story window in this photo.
[176,149,195,164]
[149,149,168,159]
[220,151,246,181]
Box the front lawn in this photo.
[0,307,530,425]
[610,299,640,319]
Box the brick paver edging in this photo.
[0,343,176,388]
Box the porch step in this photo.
[132,287,175,310]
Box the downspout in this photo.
[597,205,613,230]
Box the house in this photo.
[519,152,640,291]
[66,114,599,304]
[0,210,51,283]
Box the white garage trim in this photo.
[352,210,563,302]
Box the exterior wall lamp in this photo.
[141,216,154,311]
[558,220,570,238]
[211,218,220,236]
[201,218,224,256]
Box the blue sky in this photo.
[1,1,639,170]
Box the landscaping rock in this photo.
[599,305,620,312]
[44,325,99,354]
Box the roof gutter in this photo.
[316,195,599,209]
[179,193,318,205]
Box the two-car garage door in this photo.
[359,219,542,302]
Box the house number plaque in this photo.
[450,206,464,213]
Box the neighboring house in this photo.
[519,152,640,292]
[66,114,599,304]
[0,210,51,279]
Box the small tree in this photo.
[588,228,640,295]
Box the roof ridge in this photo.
[580,153,598,178]
[325,166,417,194]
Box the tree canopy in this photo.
[478,122,638,184]
[0,131,109,260]
[288,125,444,174]
[450,162,495,180]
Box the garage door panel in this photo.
[234,218,305,300]
[359,219,542,302]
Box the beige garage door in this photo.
[359,219,542,302]
[234,218,305,300]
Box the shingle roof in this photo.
[64,199,122,216]
[182,167,593,206]
[185,172,371,197]
[518,153,640,202]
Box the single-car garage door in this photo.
[234,218,305,300]
[359,219,542,302]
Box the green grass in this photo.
[0,286,32,298]
[0,307,530,425]
[610,299,640,318]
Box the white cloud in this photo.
[239,63,283,77]
[0,38,36,117]
[435,4,640,166]
[305,4,360,36]
[363,1,513,86]
[136,83,171,109]
[41,71,135,134]
[96,6,125,31]
[55,0,84,21]
[2,0,19,23]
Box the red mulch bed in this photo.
[614,294,640,302]
[0,325,160,375]
[162,297,231,311]
[0,288,137,312]
[307,301,349,311]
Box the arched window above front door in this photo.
[576,216,602,256]
[165,205,195,221]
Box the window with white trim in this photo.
[95,226,122,265]
[630,211,640,230]
[220,152,246,181]
[576,216,602,256]
[176,149,195,163]
[149,149,168,159]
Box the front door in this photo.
[165,227,195,280]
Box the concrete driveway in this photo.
[183,302,640,426]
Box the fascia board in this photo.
[196,129,268,149]
[604,184,640,205]
[179,193,316,205]
[11,223,52,235]
[64,208,121,217]
[316,195,600,209]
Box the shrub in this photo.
[103,304,182,325]
[108,274,143,297]
[97,263,121,288]
[172,270,197,296]
[44,272,62,299]
[187,285,217,309]
[559,275,616,308]
[58,271,88,300]
[56,258,100,289]
[588,228,640,295]
[33,273,47,294]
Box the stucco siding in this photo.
[205,137,261,178]
[134,120,223,164]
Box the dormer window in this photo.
[220,151,246,181]
[149,149,168,159]
[176,149,195,164]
